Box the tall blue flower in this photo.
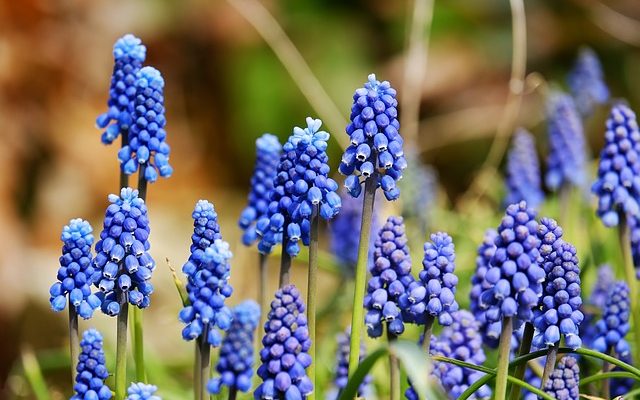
[543,356,580,400]
[364,216,415,338]
[71,329,112,400]
[239,134,282,246]
[545,92,588,191]
[118,66,172,183]
[592,281,631,357]
[470,229,500,347]
[533,218,584,349]
[96,34,146,145]
[208,300,260,394]
[126,383,161,400]
[592,104,640,227]
[505,129,544,208]
[479,201,544,325]
[93,188,154,316]
[581,264,614,348]
[339,74,406,201]
[568,47,610,116]
[257,118,341,256]
[255,285,313,400]
[399,150,438,232]
[49,219,101,319]
[327,327,372,400]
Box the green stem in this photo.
[115,298,129,400]
[387,331,400,400]
[279,223,292,287]
[228,387,237,400]
[21,346,51,400]
[347,177,377,377]
[259,253,268,331]
[495,317,513,400]
[580,371,638,386]
[619,216,640,366]
[198,326,211,400]
[306,206,319,400]
[68,301,79,386]
[508,322,533,400]
[540,342,558,390]
[421,316,434,353]
[132,307,146,382]
[602,347,611,400]
[120,131,129,189]
[194,342,201,400]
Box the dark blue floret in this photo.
[209,300,260,394]
[505,129,544,209]
[49,219,101,319]
[568,47,610,116]
[543,356,580,400]
[326,327,372,400]
[71,329,112,400]
[255,285,313,400]
[239,134,282,246]
[339,74,406,201]
[470,229,500,348]
[93,188,155,316]
[126,383,161,400]
[96,34,146,145]
[592,281,631,357]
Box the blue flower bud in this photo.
[125,382,161,400]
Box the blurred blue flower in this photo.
[581,264,614,348]
[612,352,634,397]
[126,383,161,400]
[470,229,500,348]
[568,47,609,116]
[398,150,438,232]
[326,327,372,400]
[505,129,544,209]
[543,356,580,400]
[71,329,112,400]
[592,281,631,357]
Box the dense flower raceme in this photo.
[256,118,341,256]
[118,66,173,183]
[504,129,544,209]
[612,352,635,397]
[340,74,407,201]
[208,300,261,394]
[239,134,282,246]
[543,356,580,400]
[479,201,544,324]
[592,104,640,227]
[592,281,631,357]
[94,188,154,316]
[568,47,610,116]
[255,285,313,400]
[327,327,372,400]
[533,218,584,350]
[398,150,438,232]
[49,219,101,319]
[126,383,161,400]
[96,34,146,145]
[364,216,415,338]
[470,229,500,348]
[581,264,614,347]
[71,329,112,400]
[545,92,588,191]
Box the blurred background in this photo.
[1,0,640,398]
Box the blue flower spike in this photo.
[49,219,101,319]
[96,34,146,145]
[543,356,580,400]
[505,129,544,209]
[592,281,631,357]
[339,74,406,201]
[327,327,372,400]
[470,229,500,347]
[71,329,112,400]
[126,383,161,400]
[93,188,155,316]
[239,134,282,246]
[398,150,438,231]
[568,47,610,116]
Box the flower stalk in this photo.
[540,342,559,389]
[68,302,79,386]
[132,164,149,383]
[508,322,533,400]
[279,224,292,287]
[619,215,640,365]
[115,294,129,400]
[198,324,211,400]
[258,252,268,332]
[387,331,400,400]
[306,205,319,400]
[495,317,513,400]
[421,315,434,353]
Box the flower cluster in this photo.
[581,264,614,347]
[327,328,372,400]
[470,229,500,347]
[364,216,415,338]
[533,218,583,349]
[96,34,146,145]
[118,66,172,182]
[208,300,260,394]
[479,201,544,324]
[592,281,631,357]
[505,129,544,209]
[568,47,609,116]
[126,383,161,400]
[257,118,341,256]
[239,134,282,246]
[340,74,406,201]
[255,285,313,400]
[545,92,588,191]
[398,150,438,233]
[592,104,640,227]
[612,352,635,398]
[71,329,112,400]
[49,219,101,319]
[543,356,580,400]
[94,188,154,316]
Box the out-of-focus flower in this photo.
[568,47,610,116]
[71,329,112,400]
[470,229,500,347]
[398,150,438,232]
[612,352,634,397]
[592,281,631,357]
[543,356,580,400]
[581,264,614,348]
[126,383,161,400]
[326,327,372,400]
[504,129,544,209]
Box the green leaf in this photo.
[391,341,446,400]
[337,347,388,400]
[165,257,189,307]
[579,371,639,386]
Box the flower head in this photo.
[340,74,406,201]
[126,383,161,400]
[543,356,580,400]
[592,281,631,357]
[96,34,146,145]
[208,300,260,394]
[118,66,172,182]
[71,329,112,400]
[568,47,609,116]
[49,219,101,319]
[470,229,500,347]
[93,188,154,316]
[239,134,282,246]
[255,285,313,400]
[505,129,544,209]
[592,104,640,227]
[327,327,372,400]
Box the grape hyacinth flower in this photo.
[545,92,588,192]
[592,104,640,227]
[568,47,610,116]
[592,281,631,357]
[255,285,313,400]
[611,352,634,397]
[96,34,146,145]
[581,264,614,349]
[339,74,406,201]
[542,356,580,400]
[118,66,173,183]
[93,188,154,316]
[49,219,101,319]
[364,216,415,338]
[504,129,544,209]
[327,328,373,400]
[257,117,341,256]
[239,134,282,246]
[398,150,438,233]
[470,229,500,347]
[71,329,112,400]
[126,383,161,400]
[208,300,260,395]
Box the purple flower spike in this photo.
[568,47,609,116]
[470,229,500,348]
[505,129,544,209]
[326,327,372,400]
[592,281,631,357]
[71,329,112,400]
[543,356,580,400]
